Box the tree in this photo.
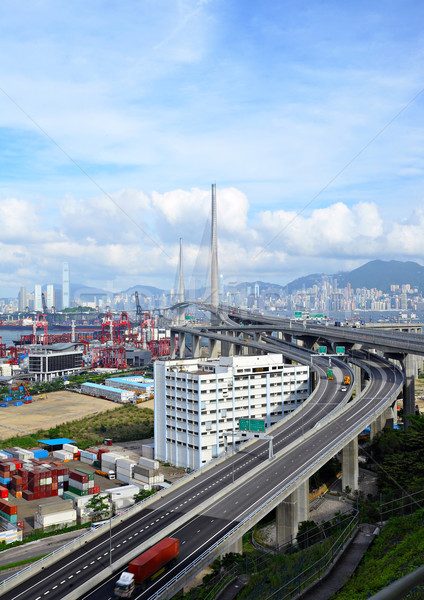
[85,493,111,521]
[134,489,156,503]
[296,520,321,549]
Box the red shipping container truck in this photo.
[114,538,179,598]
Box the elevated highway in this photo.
[1,325,404,600]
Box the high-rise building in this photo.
[34,284,43,312]
[18,287,27,311]
[154,354,310,469]
[46,284,55,309]
[62,262,70,309]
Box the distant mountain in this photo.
[337,260,424,292]
[283,273,327,294]
[283,260,424,294]
[121,285,166,297]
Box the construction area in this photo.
[0,391,126,440]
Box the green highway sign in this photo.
[294,311,302,319]
[336,346,345,355]
[239,419,265,433]
[310,314,324,318]
[318,346,327,354]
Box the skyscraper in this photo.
[18,287,27,311]
[34,284,42,312]
[62,262,70,308]
[46,284,55,309]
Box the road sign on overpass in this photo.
[239,418,265,432]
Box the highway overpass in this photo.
[1,324,404,599]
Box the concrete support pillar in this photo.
[353,364,362,397]
[383,405,394,429]
[221,536,243,556]
[275,480,309,548]
[178,332,186,359]
[192,334,201,358]
[370,418,381,440]
[276,492,298,548]
[309,370,316,392]
[209,338,219,359]
[297,480,309,524]
[221,339,234,357]
[342,438,359,492]
[170,332,176,359]
[402,354,416,422]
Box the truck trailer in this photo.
[343,375,351,385]
[114,537,179,597]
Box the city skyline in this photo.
[1,2,424,295]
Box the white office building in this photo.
[154,354,310,470]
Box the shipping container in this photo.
[127,537,179,584]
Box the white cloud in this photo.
[1,186,424,295]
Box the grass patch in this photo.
[0,554,47,571]
[0,404,154,450]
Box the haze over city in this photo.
[1,0,424,296]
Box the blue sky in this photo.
[1,0,424,296]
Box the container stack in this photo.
[0,499,17,525]
[22,464,69,501]
[132,457,163,488]
[9,447,33,461]
[101,451,124,476]
[34,500,77,530]
[68,469,98,496]
[52,449,74,462]
[80,449,97,465]
[132,465,164,488]
[10,474,23,498]
[0,462,11,486]
[63,443,79,458]
[116,458,137,484]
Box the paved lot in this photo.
[0,391,123,440]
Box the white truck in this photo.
[114,572,135,598]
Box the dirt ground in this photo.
[0,391,126,440]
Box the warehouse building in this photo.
[154,354,310,470]
[81,382,136,403]
[28,345,83,382]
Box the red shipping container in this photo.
[17,519,25,530]
[128,538,179,584]
[92,485,100,494]
[23,490,34,501]
[69,472,88,483]
[0,500,17,515]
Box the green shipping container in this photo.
[327,369,334,379]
